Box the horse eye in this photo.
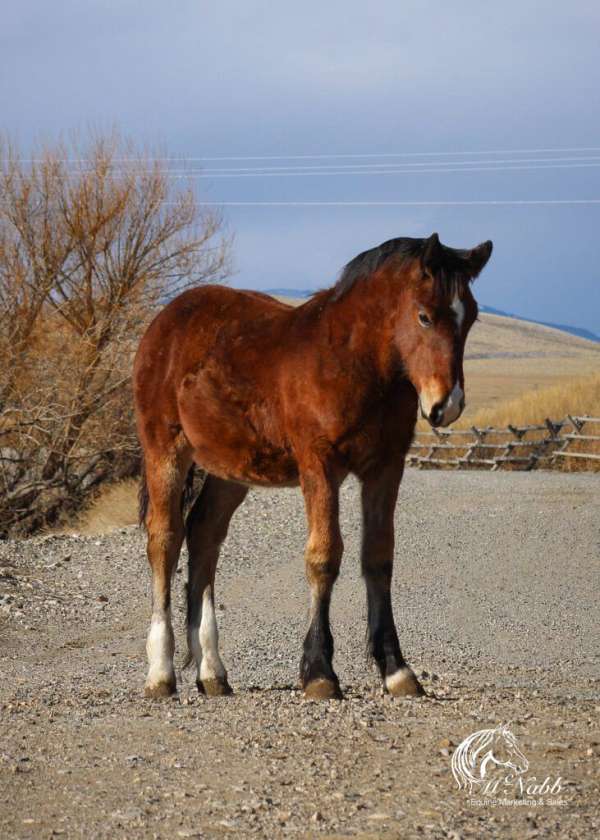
[418,311,432,328]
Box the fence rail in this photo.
[407,415,600,471]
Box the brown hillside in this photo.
[462,312,600,418]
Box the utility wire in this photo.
[21,154,600,174]
[162,162,600,179]
[161,154,600,173]
[13,145,600,164]
[162,199,600,206]
[40,159,600,179]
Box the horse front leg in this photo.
[361,464,423,697]
[299,462,344,700]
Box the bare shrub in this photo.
[0,131,231,536]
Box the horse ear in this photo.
[467,240,493,278]
[421,232,442,275]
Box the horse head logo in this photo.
[451,724,529,792]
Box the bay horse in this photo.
[133,232,493,700]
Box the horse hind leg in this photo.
[142,450,190,698]
[186,475,248,696]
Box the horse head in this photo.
[394,233,493,427]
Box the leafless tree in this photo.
[0,131,232,535]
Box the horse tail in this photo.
[182,464,197,517]
[138,454,149,528]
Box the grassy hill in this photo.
[462,312,600,420]
[478,304,599,343]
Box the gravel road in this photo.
[1,469,599,839]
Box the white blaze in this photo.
[451,291,465,329]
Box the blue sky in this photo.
[2,1,600,332]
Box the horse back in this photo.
[133,286,308,485]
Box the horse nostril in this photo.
[429,402,444,427]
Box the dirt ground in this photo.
[1,470,598,839]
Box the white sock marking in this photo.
[146,611,175,688]
[188,621,203,670]
[199,585,226,681]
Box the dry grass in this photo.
[435,372,600,473]
[464,372,600,428]
[460,313,600,420]
[67,479,139,534]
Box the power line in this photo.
[13,145,600,164]
[31,154,600,174]
[164,154,600,173]
[162,199,600,206]
[171,146,600,161]
[31,159,600,179]
[163,162,600,179]
[5,198,597,209]
[19,159,600,181]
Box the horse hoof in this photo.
[200,677,233,697]
[303,678,343,700]
[144,679,177,699]
[385,667,424,697]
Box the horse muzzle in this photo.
[419,382,465,428]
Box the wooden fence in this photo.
[407,415,600,471]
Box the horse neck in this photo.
[315,269,406,382]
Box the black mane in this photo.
[332,237,426,301]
